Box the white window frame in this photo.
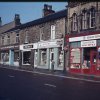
[1,36,4,45]
[7,35,10,44]
[16,33,19,43]
[25,31,29,44]
[40,27,44,41]
[90,8,95,28]
[51,25,55,39]
[82,12,87,29]
[72,14,77,31]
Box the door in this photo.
[50,51,54,70]
[34,50,37,68]
[90,51,97,74]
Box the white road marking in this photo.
[1,67,100,83]
[44,83,56,88]
[8,75,15,78]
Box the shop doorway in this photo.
[90,50,97,73]
[83,47,97,74]
[22,51,31,65]
[50,49,54,70]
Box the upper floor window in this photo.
[40,27,44,41]
[16,33,19,43]
[72,13,77,31]
[1,36,4,45]
[90,7,95,28]
[7,35,10,44]
[82,10,87,29]
[51,25,55,39]
[24,31,29,44]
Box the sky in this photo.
[0,2,67,25]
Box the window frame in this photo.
[16,33,19,43]
[7,35,10,44]
[51,25,55,39]
[72,13,77,31]
[40,27,44,41]
[90,7,95,28]
[1,36,4,45]
[82,11,87,29]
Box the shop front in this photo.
[20,43,38,68]
[38,39,64,70]
[68,33,100,76]
[0,45,19,66]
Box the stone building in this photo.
[66,2,100,75]
[0,14,21,66]
[19,4,67,71]
[0,4,67,71]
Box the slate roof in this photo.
[0,21,15,34]
[1,9,67,34]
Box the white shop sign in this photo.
[69,34,100,42]
[81,40,96,47]
[38,40,62,48]
[20,43,38,50]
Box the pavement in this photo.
[0,64,100,82]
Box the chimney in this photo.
[42,4,55,17]
[0,17,2,27]
[14,14,21,26]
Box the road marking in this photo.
[8,75,15,78]
[1,67,100,83]
[44,83,56,88]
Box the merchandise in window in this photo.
[58,48,63,67]
[40,49,47,66]
[70,48,81,69]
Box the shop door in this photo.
[90,51,97,74]
[50,52,54,70]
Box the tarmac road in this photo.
[0,67,100,100]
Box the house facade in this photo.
[0,14,21,67]
[66,2,100,75]
[19,4,67,71]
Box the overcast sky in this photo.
[0,2,67,25]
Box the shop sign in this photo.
[20,43,38,50]
[81,40,96,47]
[38,39,62,48]
[69,34,100,42]
[23,45,33,49]
[0,45,19,50]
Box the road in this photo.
[0,67,100,100]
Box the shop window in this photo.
[23,51,31,64]
[97,39,100,46]
[40,49,47,66]
[14,52,19,62]
[1,53,9,63]
[51,25,55,39]
[58,48,63,67]
[70,48,81,69]
[97,52,100,70]
[82,48,91,69]
[70,42,81,48]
